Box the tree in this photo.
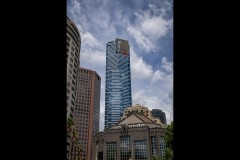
[67,118,83,160]
[163,121,173,160]
[67,117,74,135]
[152,156,161,160]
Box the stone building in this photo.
[92,112,166,160]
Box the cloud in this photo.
[161,56,173,72]
[151,70,165,83]
[130,48,154,79]
[132,88,173,124]
[131,55,173,124]
[168,88,173,100]
[140,16,171,38]
[127,4,173,52]
[127,26,156,53]
[82,32,102,48]
[67,0,173,129]
[81,49,105,67]
[99,100,105,131]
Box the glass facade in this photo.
[105,39,132,129]
[120,136,131,160]
[150,136,157,157]
[152,109,167,124]
[106,142,117,160]
[134,140,147,160]
[160,138,165,158]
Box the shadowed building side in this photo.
[74,67,101,160]
[67,16,81,160]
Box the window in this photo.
[73,68,77,74]
[120,136,131,160]
[72,80,76,85]
[151,136,157,157]
[106,142,117,160]
[73,74,76,79]
[67,36,70,42]
[160,138,165,158]
[72,94,75,100]
[134,140,147,160]
[72,41,76,46]
[75,51,78,57]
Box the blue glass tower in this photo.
[105,38,132,129]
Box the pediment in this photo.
[118,114,145,125]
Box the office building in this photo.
[105,38,132,129]
[92,112,166,160]
[74,67,101,160]
[152,109,167,125]
[67,16,81,159]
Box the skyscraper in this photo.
[66,16,81,159]
[105,38,132,129]
[74,67,101,160]
[67,17,81,120]
[151,109,167,125]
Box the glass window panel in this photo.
[134,140,147,160]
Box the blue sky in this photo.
[67,0,173,131]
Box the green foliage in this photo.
[67,118,75,135]
[163,148,173,160]
[67,117,74,128]
[152,156,161,160]
[165,121,173,149]
[163,121,173,160]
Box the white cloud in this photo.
[131,55,173,124]
[127,4,172,52]
[132,89,173,124]
[127,26,156,52]
[81,49,105,68]
[161,56,173,72]
[151,70,165,83]
[140,16,171,38]
[99,100,105,131]
[67,0,173,130]
[130,48,154,79]
[82,32,102,48]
